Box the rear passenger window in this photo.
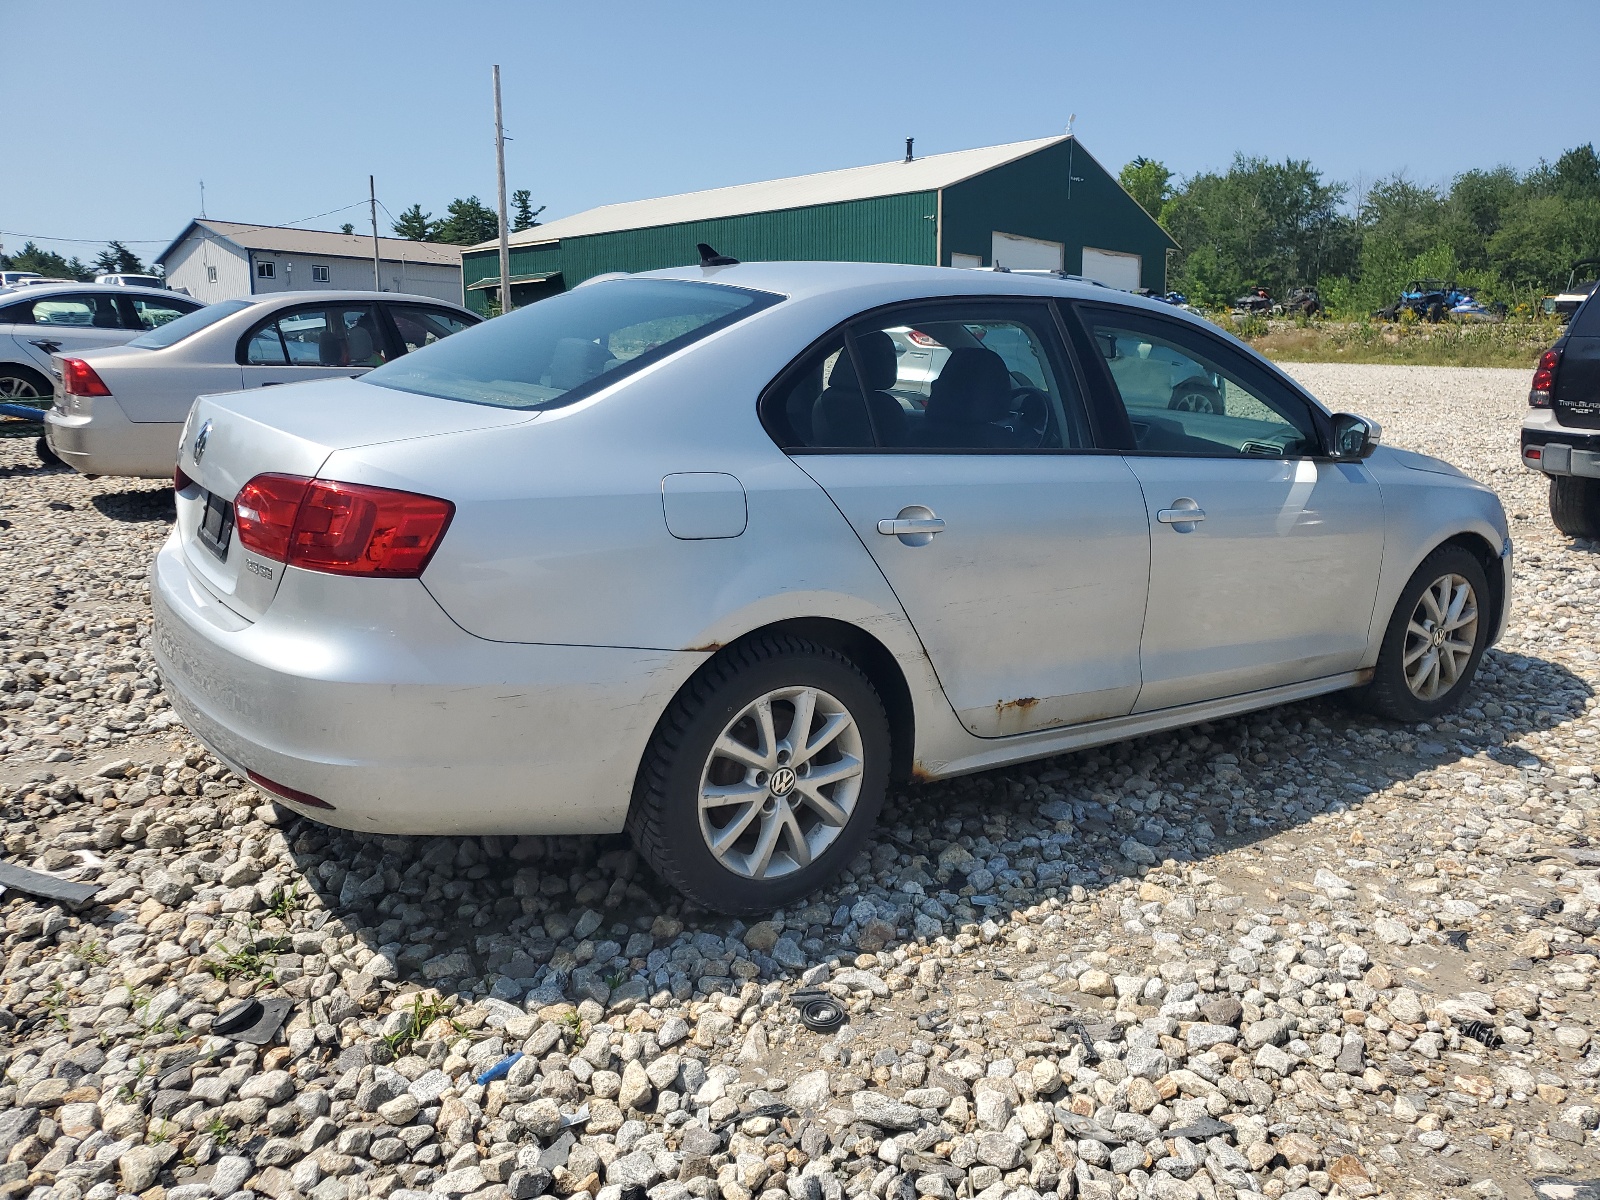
[32,294,123,328]
[1571,293,1600,338]
[763,305,1090,452]
[761,338,859,449]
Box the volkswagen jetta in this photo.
[152,262,1511,914]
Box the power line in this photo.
[2,200,377,250]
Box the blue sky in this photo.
[4,1,1597,263]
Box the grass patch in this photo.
[1212,316,1558,369]
[382,992,459,1057]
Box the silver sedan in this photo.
[45,290,477,477]
[152,262,1511,914]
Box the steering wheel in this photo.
[1004,386,1053,448]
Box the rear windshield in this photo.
[127,299,249,349]
[363,277,782,410]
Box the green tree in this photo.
[1163,155,1352,305]
[511,190,545,232]
[433,196,499,246]
[92,241,146,275]
[341,223,355,235]
[0,241,91,280]
[1119,157,1172,223]
[391,204,438,241]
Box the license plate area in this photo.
[196,489,234,559]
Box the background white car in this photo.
[46,290,478,477]
[0,282,201,402]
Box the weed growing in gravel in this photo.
[560,1009,585,1047]
[266,882,302,921]
[204,1116,232,1146]
[382,992,458,1056]
[206,921,281,983]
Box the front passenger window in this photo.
[1085,314,1317,458]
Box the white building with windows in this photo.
[156,220,462,305]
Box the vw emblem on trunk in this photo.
[194,419,211,462]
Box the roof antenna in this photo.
[697,243,739,267]
[905,137,914,162]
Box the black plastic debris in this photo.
[1531,1179,1600,1200]
[211,996,292,1045]
[0,862,99,908]
[1458,1019,1503,1049]
[1441,929,1469,951]
[1165,1116,1235,1141]
[791,987,845,1033]
[715,1102,794,1132]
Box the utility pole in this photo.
[369,175,381,291]
[493,64,513,314]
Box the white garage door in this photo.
[1081,247,1142,290]
[991,231,1064,272]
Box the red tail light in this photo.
[233,474,454,578]
[1531,346,1561,407]
[234,473,310,562]
[61,358,111,397]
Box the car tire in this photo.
[1550,476,1600,539]
[1352,544,1490,723]
[0,364,50,403]
[627,634,890,915]
[35,437,60,467]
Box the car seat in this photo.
[922,347,1018,447]
[811,330,905,447]
[548,337,613,391]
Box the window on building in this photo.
[257,261,275,279]
[311,265,330,283]
[206,265,218,284]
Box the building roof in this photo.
[478,135,1072,250]
[158,220,462,267]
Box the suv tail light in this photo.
[1531,346,1561,407]
[61,358,111,397]
[234,474,454,578]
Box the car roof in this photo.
[0,282,194,301]
[630,260,1198,323]
[233,290,476,313]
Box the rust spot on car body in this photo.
[909,762,936,785]
[688,642,723,653]
[996,696,1040,713]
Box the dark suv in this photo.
[1523,289,1600,537]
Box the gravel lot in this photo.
[3,363,1598,1200]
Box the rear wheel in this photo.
[1550,476,1600,539]
[0,364,49,402]
[35,437,60,467]
[627,634,890,915]
[1352,545,1489,722]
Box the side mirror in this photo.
[1329,412,1382,460]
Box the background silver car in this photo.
[0,281,200,402]
[153,262,1511,915]
[45,290,477,477]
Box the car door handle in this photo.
[1156,500,1206,525]
[877,506,944,546]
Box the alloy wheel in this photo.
[1403,572,1478,701]
[0,375,43,400]
[698,685,864,880]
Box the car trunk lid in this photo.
[176,376,535,622]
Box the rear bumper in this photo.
[44,399,181,478]
[150,532,705,835]
[1522,412,1600,478]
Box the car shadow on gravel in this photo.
[247,642,1592,1035]
[91,488,175,522]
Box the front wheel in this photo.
[627,634,890,915]
[1550,476,1600,539]
[1352,545,1490,722]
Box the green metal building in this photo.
[461,135,1176,314]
